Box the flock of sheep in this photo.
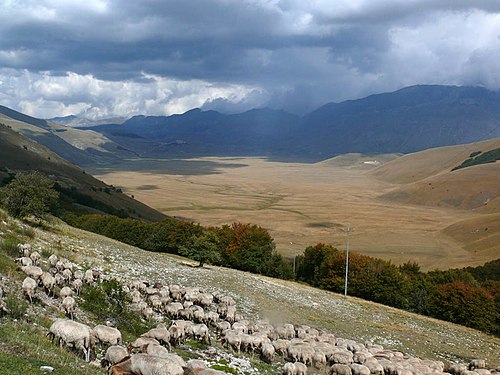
[7,242,500,375]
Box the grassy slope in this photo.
[369,137,500,184]
[371,138,500,264]
[12,215,498,369]
[0,124,164,221]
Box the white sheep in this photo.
[19,265,43,281]
[83,269,94,284]
[47,318,93,362]
[261,342,276,363]
[62,296,76,320]
[140,327,171,348]
[48,254,58,267]
[72,278,83,295]
[60,286,73,299]
[127,337,160,353]
[92,324,122,346]
[40,272,56,297]
[29,251,40,265]
[62,268,73,282]
[54,273,65,287]
[141,342,170,357]
[109,353,184,375]
[22,276,37,303]
[101,345,128,368]
[15,257,33,267]
[73,270,84,280]
[17,243,31,257]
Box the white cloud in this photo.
[0,69,263,119]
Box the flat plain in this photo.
[91,149,499,271]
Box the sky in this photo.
[0,0,499,119]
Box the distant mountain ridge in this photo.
[82,85,500,161]
[3,85,500,163]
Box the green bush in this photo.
[4,293,29,320]
[0,235,21,258]
[0,171,59,219]
[79,279,150,339]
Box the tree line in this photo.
[0,172,498,336]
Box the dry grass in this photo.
[90,152,498,271]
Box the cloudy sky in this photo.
[0,0,499,119]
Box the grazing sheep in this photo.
[127,337,160,353]
[165,302,183,318]
[92,325,122,346]
[22,276,37,303]
[283,362,296,375]
[54,273,65,287]
[470,360,487,371]
[41,272,56,297]
[83,269,94,284]
[330,364,352,375]
[60,286,73,299]
[261,342,275,363]
[204,311,219,326]
[109,354,184,375]
[73,270,84,280]
[141,327,171,348]
[168,325,186,346]
[48,254,58,267]
[18,243,32,257]
[47,318,93,362]
[223,330,242,352]
[62,268,73,282]
[101,345,128,368]
[350,364,371,375]
[15,257,33,266]
[186,323,210,344]
[141,342,169,357]
[295,362,308,375]
[72,278,83,295]
[29,251,40,265]
[19,265,43,280]
[62,296,76,319]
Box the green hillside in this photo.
[0,123,164,221]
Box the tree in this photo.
[0,171,59,219]
[179,231,222,267]
[429,280,498,333]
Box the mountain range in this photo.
[80,85,500,161]
[1,84,500,166]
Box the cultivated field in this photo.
[90,150,499,271]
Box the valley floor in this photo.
[90,156,493,271]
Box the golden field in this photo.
[91,139,500,271]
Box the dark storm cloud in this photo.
[0,0,499,118]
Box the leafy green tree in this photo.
[295,243,339,285]
[179,231,222,267]
[0,171,59,219]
